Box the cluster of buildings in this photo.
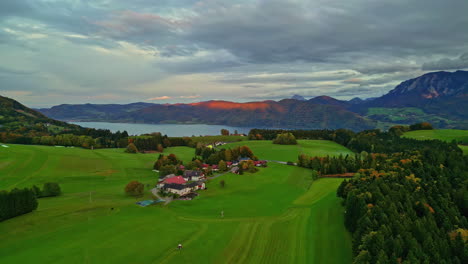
[157,171,206,198]
[155,158,268,199]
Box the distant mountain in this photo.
[38,99,376,131]
[361,70,468,119]
[348,97,364,104]
[0,95,81,136]
[34,70,468,130]
[308,96,350,108]
[291,94,306,101]
[37,102,155,122]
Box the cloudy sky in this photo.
[1,0,468,107]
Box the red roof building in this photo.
[164,176,186,185]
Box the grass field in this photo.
[0,144,352,263]
[189,135,247,144]
[221,140,354,162]
[403,129,468,154]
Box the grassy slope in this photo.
[0,144,351,263]
[403,129,468,154]
[163,146,196,163]
[221,140,354,162]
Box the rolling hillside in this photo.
[0,144,352,263]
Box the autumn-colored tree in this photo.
[125,181,144,197]
[157,144,164,152]
[125,143,138,153]
[221,129,230,136]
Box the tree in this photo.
[125,181,144,197]
[41,182,61,197]
[157,144,164,152]
[220,180,225,188]
[159,165,177,177]
[218,160,227,172]
[409,122,433,130]
[221,129,230,136]
[125,143,138,153]
[273,133,297,145]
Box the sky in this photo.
[1,0,468,107]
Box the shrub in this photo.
[125,181,144,197]
[41,182,61,197]
[409,122,433,131]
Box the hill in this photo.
[37,102,154,122]
[0,95,82,137]
[38,99,376,131]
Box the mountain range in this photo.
[14,70,468,130]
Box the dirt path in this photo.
[151,188,172,205]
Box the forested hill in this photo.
[0,95,129,148]
[0,95,81,136]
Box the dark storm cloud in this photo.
[422,53,468,71]
[220,71,357,84]
[1,0,468,105]
[188,0,468,64]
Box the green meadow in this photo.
[403,129,468,142]
[0,143,352,263]
[222,140,354,162]
[403,129,468,154]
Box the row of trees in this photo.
[32,182,61,198]
[0,188,38,222]
[195,145,256,165]
[0,128,131,149]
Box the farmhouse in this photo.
[184,170,204,181]
[186,181,206,191]
[157,175,186,188]
[163,183,192,196]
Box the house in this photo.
[238,157,251,162]
[254,160,268,167]
[226,162,233,168]
[163,183,192,196]
[157,175,186,188]
[186,181,206,191]
[179,192,199,200]
[184,170,204,181]
[230,166,240,174]
[212,164,219,171]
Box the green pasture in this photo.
[0,144,351,263]
[163,146,196,163]
[221,140,354,162]
[189,135,247,144]
[403,129,468,143]
[403,129,468,154]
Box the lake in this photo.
[70,122,252,137]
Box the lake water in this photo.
[71,122,252,137]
